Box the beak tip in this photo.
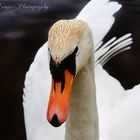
[48,114,62,127]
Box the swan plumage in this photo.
[23,0,140,139]
[95,65,140,140]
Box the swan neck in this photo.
[65,55,99,140]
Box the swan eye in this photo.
[74,46,78,54]
[74,46,80,57]
[48,48,50,52]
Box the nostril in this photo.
[50,114,61,127]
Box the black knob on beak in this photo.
[50,114,61,127]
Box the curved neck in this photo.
[65,54,99,140]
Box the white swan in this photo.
[23,0,140,140]
[23,33,133,140]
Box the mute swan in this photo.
[23,0,139,140]
[23,32,133,140]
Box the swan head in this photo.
[47,19,93,127]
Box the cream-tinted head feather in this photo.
[48,19,92,64]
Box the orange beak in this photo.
[47,70,74,127]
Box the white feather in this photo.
[95,65,140,140]
[95,33,133,65]
[77,0,122,46]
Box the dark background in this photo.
[0,0,139,140]
[104,0,140,89]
